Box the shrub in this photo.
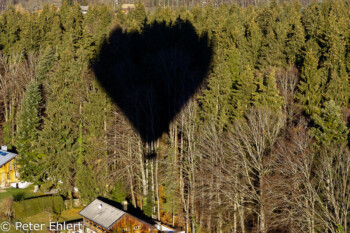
[12,192,26,201]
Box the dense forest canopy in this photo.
[0,0,349,232]
[0,0,322,12]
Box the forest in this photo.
[0,0,349,232]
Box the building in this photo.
[0,146,20,188]
[79,198,175,233]
[80,6,89,14]
[121,4,135,14]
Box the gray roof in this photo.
[79,199,126,229]
[80,6,89,11]
[0,150,17,168]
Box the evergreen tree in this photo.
[62,0,74,6]
[0,7,22,55]
[257,3,287,69]
[284,1,305,66]
[310,100,348,146]
[242,7,262,68]
[200,44,239,129]
[39,4,59,48]
[253,69,283,110]
[126,2,147,31]
[19,12,41,53]
[36,49,83,197]
[321,10,350,107]
[44,11,63,49]
[16,80,42,182]
[37,46,56,81]
[76,80,111,201]
[231,65,256,117]
[296,40,324,115]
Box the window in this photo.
[123,228,129,232]
[133,226,140,230]
[9,161,12,171]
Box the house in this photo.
[0,146,20,188]
[79,198,175,233]
[80,6,89,14]
[121,4,135,14]
[79,198,158,233]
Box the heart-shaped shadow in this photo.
[92,19,213,143]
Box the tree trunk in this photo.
[259,172,266,233]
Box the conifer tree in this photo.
[76,80,111,201]
[36,48,83,197]
[0,7,22,55]
[62,0,74,6]
[253,69,283,110]
[16,80,42,181]
[284,1,305,66]
[200,45,239,128]
[44,12,63,49]
[321,10,350,107]
[19,12,41,53]
[296,40,324,115]
[37,46,56,81]
[310,100,348,146]
[39,4,59,48]
[126,2,147,31]
[257,3,287,69]
[231,65,256,117]
[243,8,262,68]
[84,5,112,48]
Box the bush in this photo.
[13,195,64,218]
[12,192,26,201]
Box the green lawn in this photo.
[14,208,83,233]
[21,208,82,223]
[0,185,42,202]
[0,186,82,232]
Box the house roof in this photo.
[0,150,17,168]
[79,198,159,230]
[80,6,89,11]
[121,4,135,9]
[79,199,126,229]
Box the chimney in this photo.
[1,145,7,151]
[98,204,103,213]
[122,201,128,211]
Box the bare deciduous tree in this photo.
[227,107,284,233]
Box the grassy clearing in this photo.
[0,186,82,232]
[0,208,82,233]
[19,208,82,225]
[16,208,83,233]
[0,185,42,202]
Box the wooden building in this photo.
[121,4,135,13]
[79,198,175,233]
[0,147,20,188]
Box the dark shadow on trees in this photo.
[92,19,213,144]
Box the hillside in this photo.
[0,1,349,232]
